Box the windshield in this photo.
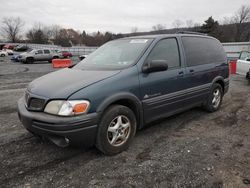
[239,51,250,60]
[74,38,152,70]
[29,50,37,54]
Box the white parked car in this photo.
[5,49,14,55]
[237,51,250,79]
[0,50,8,57]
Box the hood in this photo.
[19,52,27,56]
[28,68,120,98]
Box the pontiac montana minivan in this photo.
[18,34,229,155]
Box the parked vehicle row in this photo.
[14,45,30,52]
[0,44,29,51]
[1,44,87,64]
[5,49,75,63]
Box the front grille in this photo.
[28,98,45,110]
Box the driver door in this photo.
[139,38,187,123]
[35,50,44,61]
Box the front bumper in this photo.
[17,97,99,147]
[19,57,26,62]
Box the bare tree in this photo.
[1,17,25,42]
[186,20,194,28]
[222,17,234,25]
[234,5,250,23]
[152,24,166,31]
[233,5,250,41]
[45,25,62,43]
[172,19,184,30]
[131,27,138,33]
[26,23,49,44]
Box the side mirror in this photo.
[35,52,38,55]
[142,60,168,73]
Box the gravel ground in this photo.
[0,56,250,188]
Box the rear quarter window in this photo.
[182,36,226,67]
[44,50,50,54]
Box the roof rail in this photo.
[176,31,207,36]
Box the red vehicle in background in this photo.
[61,51,72,58]
[3,44,15,50]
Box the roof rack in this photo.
[176,31,207,36]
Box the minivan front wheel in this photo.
[204,83,223,112]
[96,105,137,155]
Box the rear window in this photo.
[182,37,226,67]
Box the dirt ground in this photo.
[0,56,250,188]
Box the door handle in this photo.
[178,71,184,77]
[189,69,195,74]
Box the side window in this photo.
[37,50,43,54]
[182,37,226,67]
[146,38,180,69]
[44,50,50,54]
[239,51,250,60]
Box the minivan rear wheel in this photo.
[204,83,223,112]
[96,105,137,155]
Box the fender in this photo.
[96,92,144,129]
[211,76,225,85]
[211,76,227,93]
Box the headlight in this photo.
[44,100,90,116]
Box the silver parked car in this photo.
[19,49,62,63]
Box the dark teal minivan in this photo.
[18,33,229,155]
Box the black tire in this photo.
[96,105,137,155]
[204,83,223,112]
[0,54,5,57]
[49,56,59,63]
[246,71,250,79]
[26,57,34,64]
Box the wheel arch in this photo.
[96,92,144,130]
[212,76,225,94]
[26,56,34,60]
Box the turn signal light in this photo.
[73,103,89,114]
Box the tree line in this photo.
[1,5,249,47]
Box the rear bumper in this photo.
[17,97,99,147]
[224,78,229,94]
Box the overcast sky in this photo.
[0,0,249,34]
